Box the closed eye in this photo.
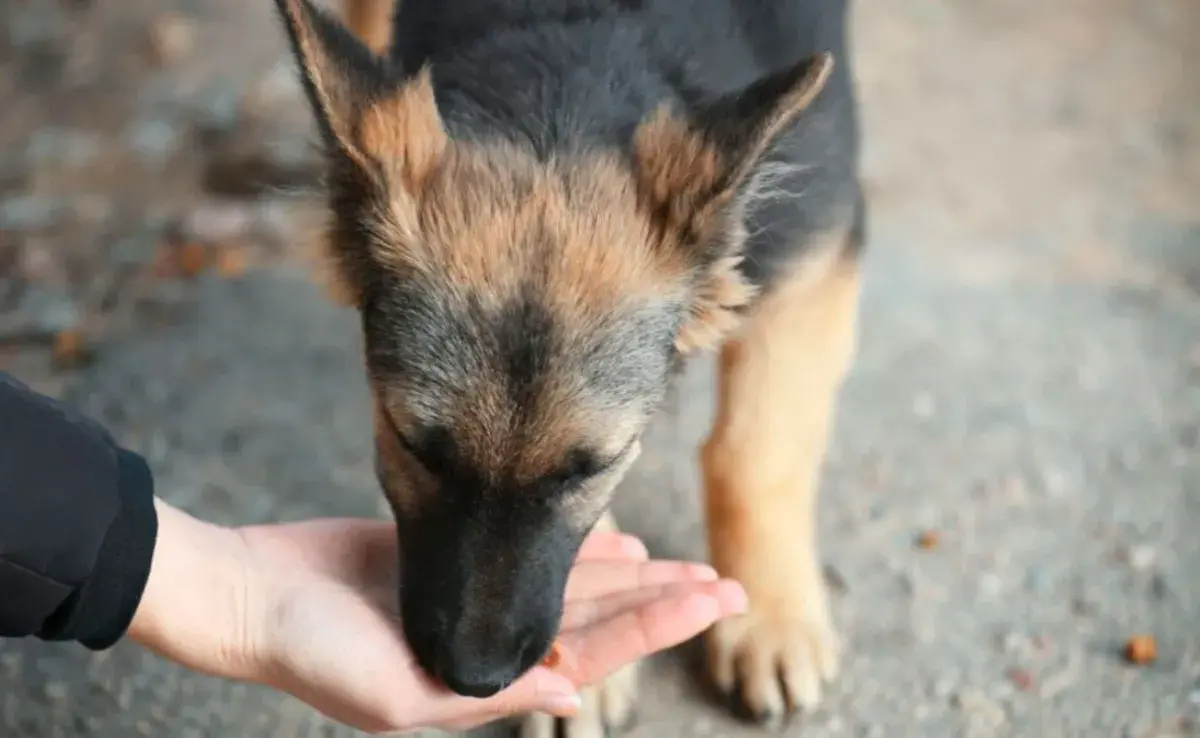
[383,411,452,478]
[548,436,638,490]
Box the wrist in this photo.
[126,499,264,683]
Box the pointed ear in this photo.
[274,0,385,162]
[632,52,835,353]
[275,0,449,309]
[273,0,447,188]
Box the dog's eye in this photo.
[545,437,638,491]
[549,449,603,489]
[384,413,453,479]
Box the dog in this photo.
[272,0,865,734]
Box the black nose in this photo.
[430,625,544,699]
[438,667,512,699]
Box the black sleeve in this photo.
[0,371,158,650]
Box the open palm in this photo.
[237,519,747,734]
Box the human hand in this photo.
[128,501,747,735]
[240,520,747,733]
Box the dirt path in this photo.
[1,1,1197,736]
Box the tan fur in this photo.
[371,395,433,516]
[277,4,858,727]
[342,0,394,55]
[702,231,861,717]
[630,53,835,355]
[360,142,685,485]
[359,68,449,194]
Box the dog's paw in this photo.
[707,605,841,724]
[519,661,639,738]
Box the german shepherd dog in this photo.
[272,0,864,733]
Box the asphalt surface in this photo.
[2,1,1198,737]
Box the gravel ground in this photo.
[1,0,1198,737]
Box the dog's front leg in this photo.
[703,251,861,724]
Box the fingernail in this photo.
[542,691,583,715]
[690,564,719,581]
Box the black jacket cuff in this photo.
[38,449,160,650]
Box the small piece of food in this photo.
[216,244,248,277]
[178,241,209,277]
[51,330,91,369]
[1007,667,1036,693]
[1124,635,1158,665]
[915,530,940,550]
[541,641,563,669]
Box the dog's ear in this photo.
[275,0,448,306]
[274,0,446,187]
[274,0,385,164]
[633,52,834,353]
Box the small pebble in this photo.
[912,392,935,419]
[1126,544,1156,571]
[110,233,160,268]
[1150,572,1172,600]
[1039,467,1071,498]
[915,529,940,550]
[73,194,114,225]
[27,127,99,167]
[0,196,62,231]
[125,119,181,165]
[195,81,244,138]
[952,688,1006,727]
[178,203,255,244]
[215,245,249,278]
[52,330,94,370]
[146,13,195,65]
[1025,567,1054,594]
[1007,667,1036,693]
[932,677,956,699]
[1071,596,1096,617]
[245,62,304,114]
[28,285,78,327]
[978,572,1003,598]
[823,563,850,595]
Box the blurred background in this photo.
[1,0,1197,736]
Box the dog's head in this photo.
[275,0,833,697]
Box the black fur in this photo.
[276,0,864,700]
[390,0,864,289]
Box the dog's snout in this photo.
[406,602,550,698]
[396,509,580,699]
[431,622,543,698]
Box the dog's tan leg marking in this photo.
[520,510,640,738]
[704,242,861,721]
[342,0,393,55]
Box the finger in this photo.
[576,531,649,562]
[564,560,718,605]
[555,579,749,687]
[562,580,715,631]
